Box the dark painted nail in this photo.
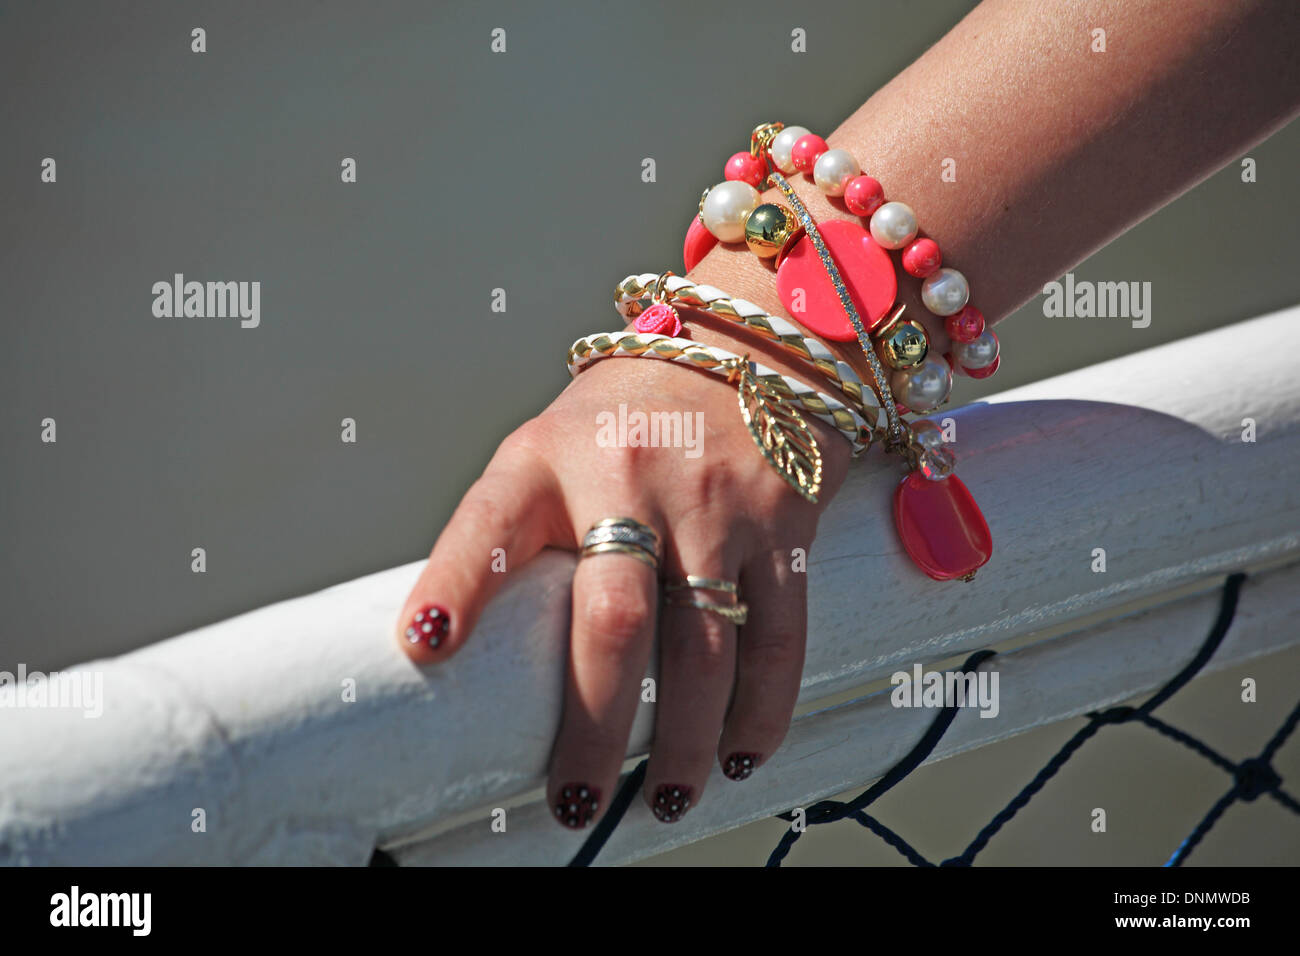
[723,752,761,781]
[554,783,600,829]
[404,604,450,649]
[650,784,693,823]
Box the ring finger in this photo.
[642,532,747,824]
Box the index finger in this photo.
[396,443,561,664]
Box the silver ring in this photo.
[579,517,661,568]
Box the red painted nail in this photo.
[554,783,600,829]
[723,752,761,781]
[404,603,450,650]
[651,784,694,823]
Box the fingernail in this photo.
[723,752,761,781]
[404,603,450,650]
[554,783,600,829]
[651,784,693,823]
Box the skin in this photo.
[398,0,1300,827]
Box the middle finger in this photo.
[548,512,661,829]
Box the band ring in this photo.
[663,575,739,596]
[662,595,749,626]
[580,541,659,570]
[579,517,661,570]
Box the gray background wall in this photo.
[2,0,1297,865]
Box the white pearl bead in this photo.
[813,148,859,196]
[769,126,811,175]
[869,201,918,250]
[701,180,760,243]
[920,267,970,316]
[891,355,952,413]
[953,329,999,369]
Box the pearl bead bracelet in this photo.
[687,122,1003,397]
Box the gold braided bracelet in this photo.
[566,330,862,501]
[615,271,887,442]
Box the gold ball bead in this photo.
[878,317,930,370]
[744,203,797,259]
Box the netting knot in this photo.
[1092,705,1137,725]
[1233,757,1281,802]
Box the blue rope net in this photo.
[567,572,1300,867]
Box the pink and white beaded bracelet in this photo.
[685,121,1002,392]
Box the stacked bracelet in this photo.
[562,122,995,580]
[614,271,885,444]
[673,122,994,581]
[567,330,854,502]
[566,329,873,453]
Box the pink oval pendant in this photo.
[776,219,898,342]
[893,472,992,581]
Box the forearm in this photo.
[686,0,1300,391]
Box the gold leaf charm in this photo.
[729,359,823,503]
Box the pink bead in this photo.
[634,303,682,336]
[791,134,829,174]
[843,176,885,217]
[964,354,1000,379]
[724,151,767,190]
[683,216,718,272]
[946,305,985,343]
[902,238,942,278]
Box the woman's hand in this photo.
[395,350,850,827]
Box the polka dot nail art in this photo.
[554,783,600,829]
[404,604,450,650]
[723,752,761,781]
[651,784,693,823]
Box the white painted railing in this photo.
[2,308,1298,866]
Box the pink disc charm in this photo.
[776,219,898,342]
[894,471,992,581]
[634,302,682,336]
[683,216,718,272]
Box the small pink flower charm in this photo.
[634,302,682,336]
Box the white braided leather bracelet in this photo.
[566,330,873,457]
[614,272,885,433]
